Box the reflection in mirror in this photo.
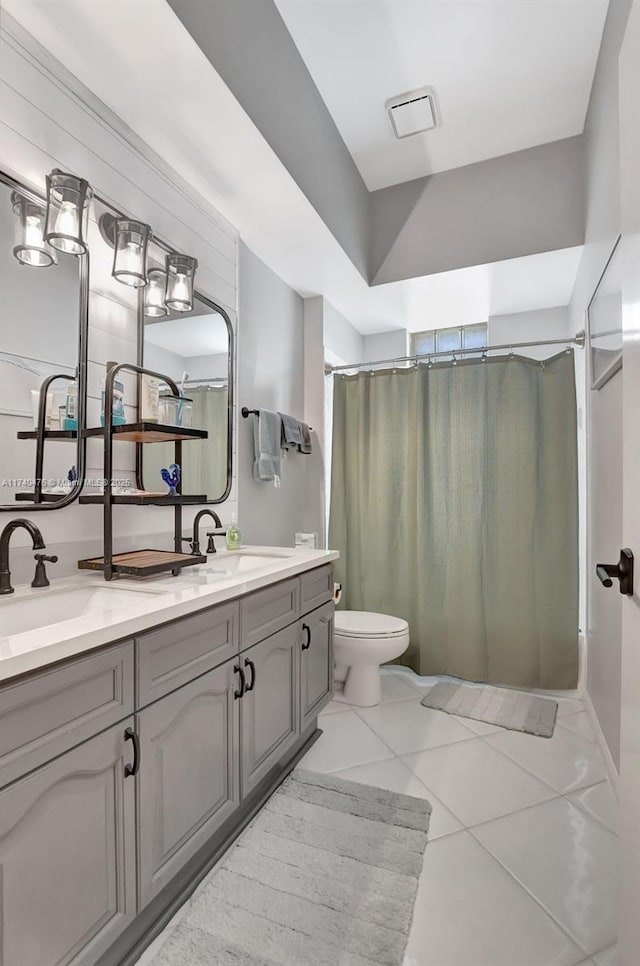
[588,235,623,390]
[142,290,231,502]
[0,174,83,507]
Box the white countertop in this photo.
[0,547,338,683]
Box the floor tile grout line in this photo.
[327,753,468,838]
[474,730,603,798]
[465,824,595,959]
[350,699,483,755]
[562,787,618,836]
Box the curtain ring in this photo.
[452,352,457,366]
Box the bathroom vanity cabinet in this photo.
[0,563,334,966]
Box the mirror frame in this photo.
[0,168,89,512]
[136,288,234,504]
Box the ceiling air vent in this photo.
[386,87,439,139]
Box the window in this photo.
[411,323,487,360]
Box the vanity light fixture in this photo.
[11,191,57,267]
[44,169,93,255]
[144,267,168,317]
[112,219,151,287]
[165,253,198,312]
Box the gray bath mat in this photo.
[421,681,558,738]
[147,769,431,966]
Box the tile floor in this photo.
[303,669,619,966]
[137,668,619,966]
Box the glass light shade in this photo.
[11,192,57,267]
[144,268,168,317]
[112,219,151,287]
[44,169,92,255]
[165,253,198,312]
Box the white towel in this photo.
[252,409,282,483]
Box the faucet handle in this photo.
[206,530,226,554]
[32,553,58,589]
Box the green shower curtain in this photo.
[328,351,579,689]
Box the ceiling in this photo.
[276,0,609,191]
[3,0,587,336]
[144,313,229,358]
[397,246,583,332]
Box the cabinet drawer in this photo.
[0,641,134,788]
[240,578,300,650]
[136,601,240,707]
[300,564,334,615]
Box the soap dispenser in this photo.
[226,513,241,550]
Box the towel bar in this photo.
[241,407,312,430]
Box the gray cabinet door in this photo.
[300,601,335,731]
[240,624,300,797]
[137,660,240,906]
[0,721,136,966]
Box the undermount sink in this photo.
[181,550,295,582]
[0,584,162,639]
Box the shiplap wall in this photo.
[0,15,238,577]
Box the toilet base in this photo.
[342,664,382,707]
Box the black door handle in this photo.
[596,549,634,596]
[244,658,256,692]
[301,623,311,650]
[233,664,246,699]
[124,727,140,777]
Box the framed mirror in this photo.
[139,287,234,503]
[0,170,87,510]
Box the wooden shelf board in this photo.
[83,422,208,443]
[78,549,206,577]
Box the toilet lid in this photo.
[335,611,409,639]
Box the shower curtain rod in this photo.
[324,330,586,374]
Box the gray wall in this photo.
[168,0,370,282]
[237,241,322,546]
[569,0,632,768]
[370,136,586,284]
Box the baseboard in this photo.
[583,691,621,799]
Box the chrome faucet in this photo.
[183,509,226,556]
[0,518,47,596]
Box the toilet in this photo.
[333,611,410,707]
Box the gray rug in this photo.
[147,769,431,966]
[421,681,558,738]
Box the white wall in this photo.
[237,242,322,546]
[489,306,573,359]
[362,329,408,366]
[0,15,239,584]
[568,0,632,769]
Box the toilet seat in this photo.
[335,611,408,639]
